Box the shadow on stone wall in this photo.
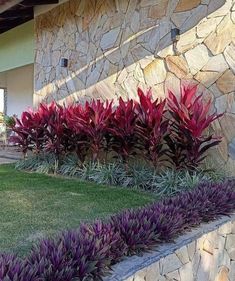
[34,0,230,104]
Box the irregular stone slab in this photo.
[171,11,191,28]
[204,16,232,55]
[215,95,227,115]
[175,246,190,264]
[179,262,194,281]
[144,59,167,86]
[209,83,224,98]
[208,0,231,18]
[225,234,235,259]
[202,54,228,72]
[197,17,222,38]
[224,43,235,74]
[219,113,235,142]
[160,254,182,275]
[166,269,181,280]
[185,44,210,75]
[187,241,196,261]
[148,0,168,19]
[181,4,207,33]
[175,0,201,12]
[145,263,161,281]
[164,72,181,98]
[165,55,190,78]
[216,69,235,94]
[100,27,121,50]
[195,71,222,88]
[176,28,197,53]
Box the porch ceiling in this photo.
[0,0,59,34]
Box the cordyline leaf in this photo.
[136,88,168,168]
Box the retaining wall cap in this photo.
[104,213,235,281]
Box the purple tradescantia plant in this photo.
[0,254,38,281]
[27,221,126,281]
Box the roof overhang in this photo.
[0,0,59,34]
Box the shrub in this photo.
[12,85,222,169]
[136,88,168,168]
[67,100,113,162]
[11,110,45,156]
[11,103,71,159]
[109,97,138,163]
[166,84,223,169]
[0,181,235,280]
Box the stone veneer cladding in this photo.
[104,215,235,281]
[34,0,235,174]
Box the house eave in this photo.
[0,0,59,34]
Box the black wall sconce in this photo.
[171,28,180,55]
[60,58,68,68]
[171,28,180,43]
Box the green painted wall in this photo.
[0,20,34,73]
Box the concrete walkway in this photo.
[0,146,22,164]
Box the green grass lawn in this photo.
[0,164,154,256]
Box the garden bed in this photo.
[2,85,232,280]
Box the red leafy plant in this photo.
[109,97,139,163]
[166,84,223,170]
[11,103,73,162]
[11,109,47,156]
[135,88,169,169]
[40,102,69,160]
[11,84,222,170]
[68,100,113,162]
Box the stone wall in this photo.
[104,215,235,281]
[34,0,235,173]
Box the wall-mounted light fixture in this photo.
[171,28,180,55]
[171,28,180,43]
[60,58,68,68]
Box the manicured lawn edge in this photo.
[0,164,154,255]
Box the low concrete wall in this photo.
[106,214,235,281]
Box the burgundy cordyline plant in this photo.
[41,102,69,159]
[68,100,113,162]
[135,88,168,169]
[11,102,71,160]
[11,84,222,168]
[65,103,90,162]
[109,97,138,163]
[166,83,223,169]
[11,109,46,157]
[0,181,235,280]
